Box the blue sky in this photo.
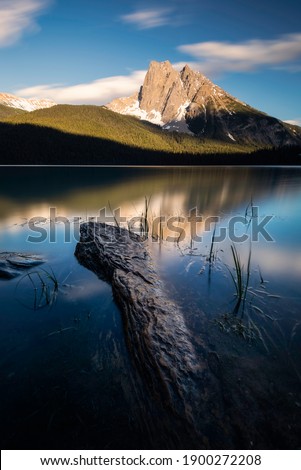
[0,0,301,124]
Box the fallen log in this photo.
[75,222,202,426]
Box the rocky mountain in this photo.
[0,92,56,112]
[107,61,301,147]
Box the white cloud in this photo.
[0,0,48,47]
[178,34,301,74]
[121,8,173,29]
[16,70,147,105]
[284,119,301,127]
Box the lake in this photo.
[0,166,300,449]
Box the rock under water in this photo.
[0,252,44,280]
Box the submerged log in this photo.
[75,223,202,426]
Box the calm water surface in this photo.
[0,166,300,449]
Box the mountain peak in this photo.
[138,60,187,123]
[107,61,301,146]
[181,64,193,73]
[0,92,56,112]
[146,61,175,81]
[149,60,172,68]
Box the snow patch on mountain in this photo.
[227,132,236,141]
[0,92,56,112]
[112,99,164,126]
[175,101,190,121]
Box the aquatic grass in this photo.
[48,327,76,337]
[40,266,59,291]
[151,212,158,241]
[258,265,265,284]
[215,242,281,346]
[175,232,185,256]
[244,196,255,220]
[244,196,253,220]
[186,236,203,256]
[207,225,216,263]
[127,195,152,238]
[142,195,152,236]
[15,266,60,310]
[108,200,120,229]
[189,237,194,254]
[225,243,252,316]
[215,313,259,343]
[251,305,264,315]
[138,195,151,237]
[242,244,252,314]
[158,205,164,244]
[226,245,243,314]
[36,271,51,305]
[244,196,257,232]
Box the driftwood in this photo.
[75,223,202,426]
